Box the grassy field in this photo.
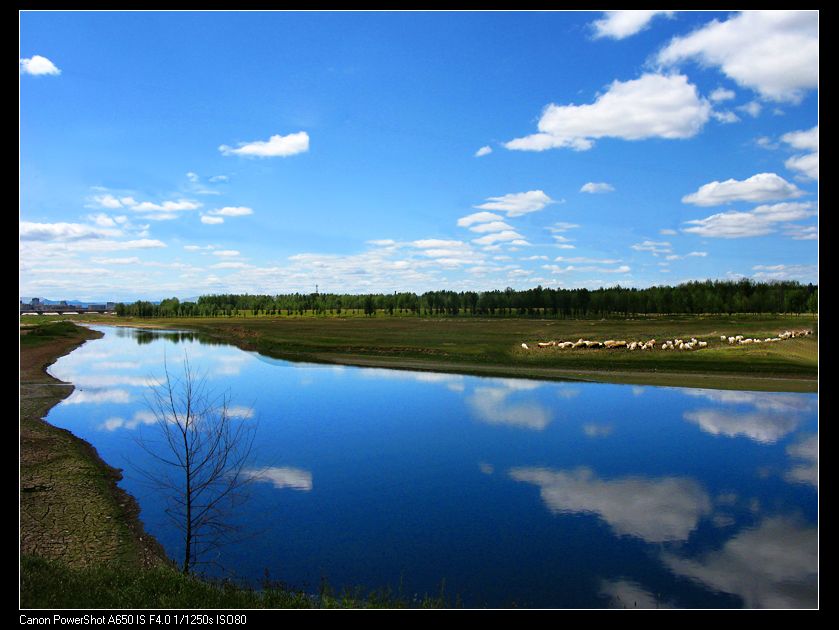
[33,312,818,392]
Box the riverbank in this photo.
[20,321,166,570]
[19,321,446,608]
[45,314,818,393]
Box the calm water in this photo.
[45,326,818,608]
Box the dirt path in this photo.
[20,325,166,569]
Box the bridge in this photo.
[20,303,117,315]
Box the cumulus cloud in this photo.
[20,221,123,242]
[580,182,615,194]
[712,110,740,124]
[219,131,309,157]
[510,466,711,543]
[475,145,493,157]
[472,230,526,246]
[785,433,818,488]
[751,264,818,282]
[20,55,61,76]
[782,125,818,180]
[207,206,254,217]
[682,201,816,238]
[591,10,674,40]
[682,173,803,206]
[709,87,736,102]
[600,580,673,609]
[662,517,818,608]
[474,190,555,217]
[467,221,515,234]
[213,250,240,257]
[631,240,672,255]
[505,73,710,152]
[457,211,504,227]
[738,101,762,118]
[201,215,224,225]
[656,10,819,103]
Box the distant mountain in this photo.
[20,297,93,307]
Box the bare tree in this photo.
[138,355,255,575]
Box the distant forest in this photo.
[116,280,818,319]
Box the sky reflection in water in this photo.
[45,326,818,608]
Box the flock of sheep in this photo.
[520,328,812,352]
[721,329,812,345]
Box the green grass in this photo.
[58,313,818,392]
[20,555,447,609]
[19,320,86,346]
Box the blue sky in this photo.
[20,10,818,301]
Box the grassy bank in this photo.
[46,313,818,392]
[21,556,445,609]
[19,321,446,608]
[20,321,165,570]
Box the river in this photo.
[44,325,818,608]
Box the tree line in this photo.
[115,280,818,319]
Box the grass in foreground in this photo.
[20,556,447,609]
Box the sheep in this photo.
[728,337,736,344]
[537,341,554,348]
[661,343,667,350]
[611,340,627,349]
[740,338,753,345]
[629,341,638,351]
[735,335,744,341]
[521,343,529,350]
[698,341,708,348]
[720,335,727,341]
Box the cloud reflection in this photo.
[683,409,800,444]
[599,579,673,609]
[510,466,711,543]
[244,466,313,491]
[662,517,818,608]
[64,389,132,405]
[468,382,552,430]
[785,434,818,488]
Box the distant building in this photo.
[30,298,40,306]
[106,302,116,310]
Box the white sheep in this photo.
[728,337,735,344]
[720,335,727,341]
[698,341,708,348]
[521,343,529,350]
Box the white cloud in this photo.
[90,256,142,265]
[600,580,673,609]
[132,199,202,212]
[665,251,708,261]
[751,263,818,281]
[683,201,816,238]
[472,230,525,246]
[783,225,818,241]
[738,100,762,118]
[580,182,615,194]
[186,172,199,183]
[456,211,504,227]
[474,190,554,217]
[467,221,515,234]
[659,228,677,236]
[211,261,251,269]
[412,239,466,249]
[219,131,309,157]
[785,434,818,488]
[505,73,710,152]
[662,517,817,608]
[510,466,711,543]
[213,249,240,257]
[591,10,673,40]
[20,55,60,76]
[475,145,493,157]
[555,256,621,264]
[243,466,312,491]
[709,87,736,102]
[656,10,819,102]
[782,125,818,180]
[547,222,580,233]
[20,221,123,241]
[208,206,254,217]
[712,110,740,124]
[201,215,224,225]
[682,173,803,206]
[631,240,672,255]
[208,175,229,183]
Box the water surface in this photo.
[45,326,818,608]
